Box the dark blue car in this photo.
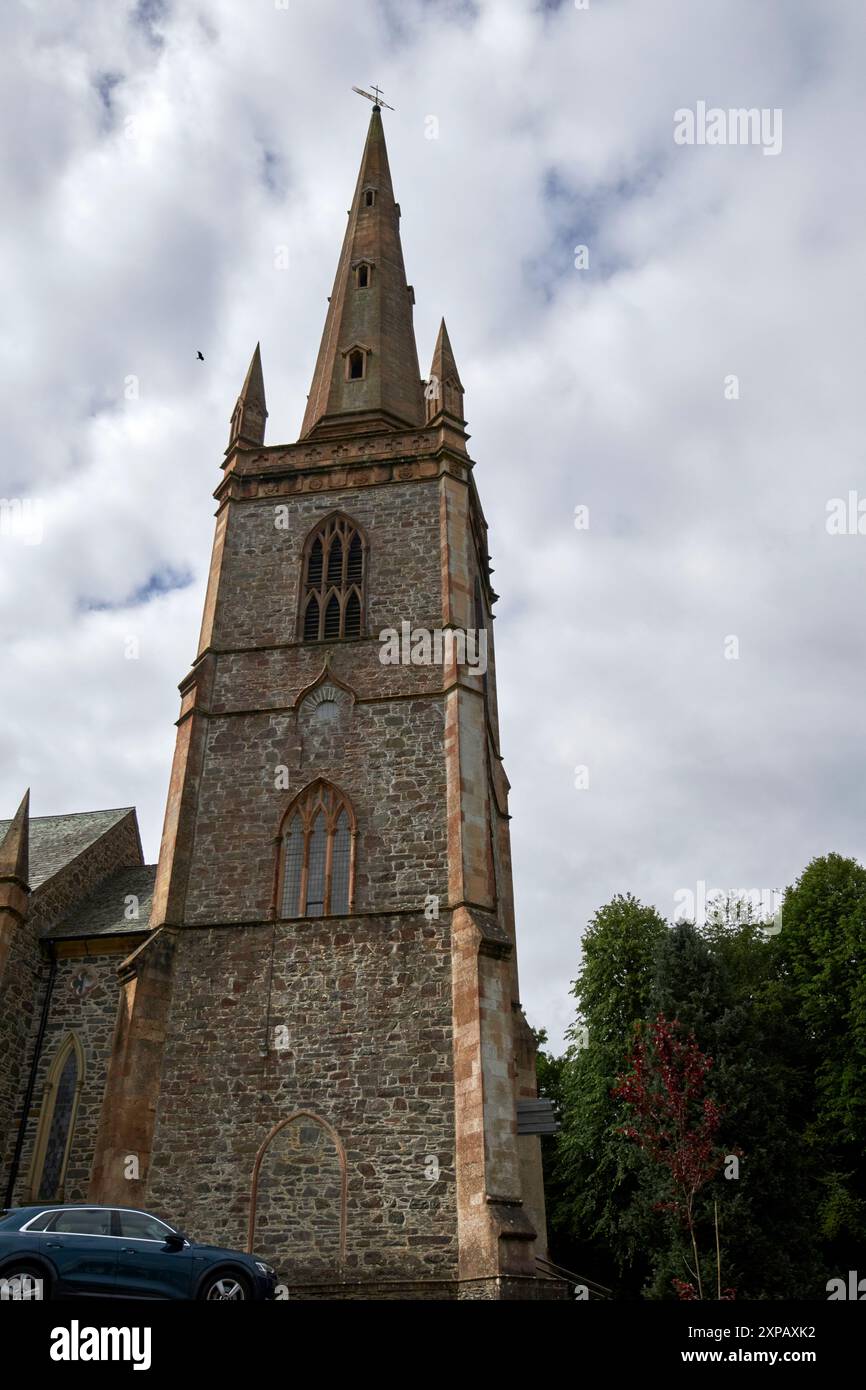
[0,1205,277,1300]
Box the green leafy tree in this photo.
[551,895,668,1290]
[648,916,822,1298]
[778,854,866,1257]
[545,859,866,1298]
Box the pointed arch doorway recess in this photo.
[246,1106,347,1278]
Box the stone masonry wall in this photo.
[10,951,127,1205]
[0,914,41,1182]
[183,698,447,925]
[0,812,142,1194]
[213,481,443,652]
[253,1117,344,1281]
[177,478,452,928]
[145,912,457,1285]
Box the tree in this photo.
[613,1014,730,1300]
[545,859,866,1299]
[778,854,866,1258]
[549,893,828,1298]
[551,895,668,1289]
[649,915,822,1298]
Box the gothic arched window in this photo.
[29,1033,85,1202]
[299,513,366,642]
[278,780,355,918]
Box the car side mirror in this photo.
[165,1232,186,1250]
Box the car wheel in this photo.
[0,1263,51,1300]
[199,1269,252,1301]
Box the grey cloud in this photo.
[1,0,864,1050]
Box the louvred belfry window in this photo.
[300,513,366,642]
[278,781,355,918]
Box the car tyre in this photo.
[198,1269,253,1301]
[0,1263,51,1300]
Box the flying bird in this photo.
[197,350,204,361]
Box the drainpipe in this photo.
[4,941,57,1208]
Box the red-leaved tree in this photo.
[613,1014,736,1300]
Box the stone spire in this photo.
[300,105,425,439]
[0,789,30,982]
[425,318,465,426]
[228,343,267,450]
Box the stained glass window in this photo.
[38,1044,78,1200]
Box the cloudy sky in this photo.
[2,0,864,1049]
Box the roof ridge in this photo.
[0,806,136,824]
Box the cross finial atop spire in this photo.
[352,84,395,113]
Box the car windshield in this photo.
[0,1206,50,1228]
[0,1209,36,1229]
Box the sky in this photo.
[1,0,864,1051]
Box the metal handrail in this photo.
[536,1255,614,1299]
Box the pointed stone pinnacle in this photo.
[228,343,268,449]
[426,318,465,426]
[0,789,30,887]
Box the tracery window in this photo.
[279,780,355,918]
[300,513,365,642]
[30,1034,84,1202]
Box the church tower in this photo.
[90,104,551,1298]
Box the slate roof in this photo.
[0,808,134,890]
[46,864,157,941]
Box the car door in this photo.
[43,1208,118,1295]
[115,1210,193,1299]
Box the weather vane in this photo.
[352,84,395,112]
